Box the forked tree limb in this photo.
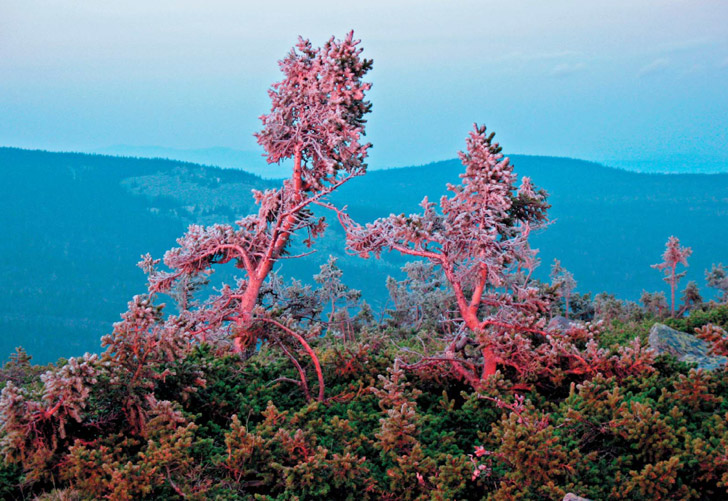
[259,317,325,401]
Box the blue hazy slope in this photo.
[1,147,727,363]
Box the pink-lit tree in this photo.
[652,236,692,317]
[343,126,656,388]
[140,32,372,401]
[344,125,552,385]
[314,256,362,341]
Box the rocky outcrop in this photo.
[563,494,591,501]
[648,323,727,370]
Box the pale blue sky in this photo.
[1,1,727,171]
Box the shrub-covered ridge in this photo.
[0,320,727,500]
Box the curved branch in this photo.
[268,334,311,401]
[217,244,255,274]
[259,318,325,401]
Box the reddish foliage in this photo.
[0,354,99,483]
[256,32,372,193]
[695,323,728,358]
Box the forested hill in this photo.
[2,147,727,363]
[0,148,274,363]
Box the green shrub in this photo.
[1,315,727,500]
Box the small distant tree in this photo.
[385,261,455,332]
[0,347,39,388]
[565,292,596,322]
[141,32,373,401]
[678,281,703,317]
[344,124,551,384]
[640,290,668,318]
[706,263,728,304]
[652,236,692,317]
[594,292,643,323]
[550,259,576,319]
[313,256,361,341]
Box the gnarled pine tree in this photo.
[141,32,372,401]
[344,125,550,386]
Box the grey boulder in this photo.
[648,323,727,370]
[563,494,591,501]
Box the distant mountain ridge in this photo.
[91,145,728,175]
[1,146,727,363]
[93,145,293,179]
